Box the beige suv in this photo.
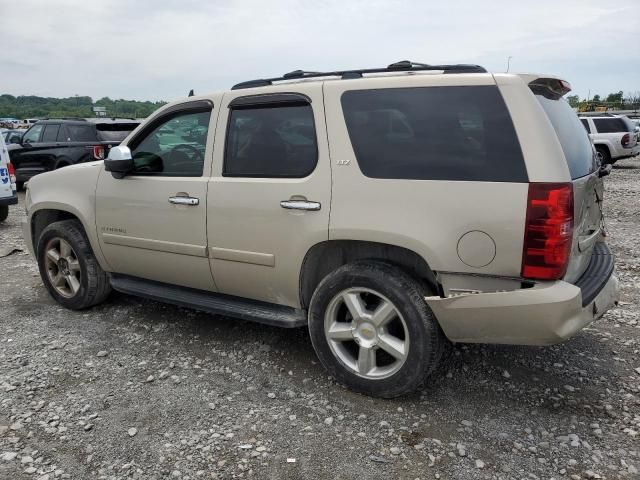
[22,61,619,397]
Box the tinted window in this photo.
[224,103,317,177]
[580,119,590,133]
[535,95,596,179]
[96,123,139,142]
[67,124,97,142]
[42,124,60,142]
[593,118,630,133]
[341,86,527,182]
[131,111,210,176]
[22,124,44,143]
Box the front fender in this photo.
[26,161,111,271]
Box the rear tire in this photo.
[0,205,8,222]
[15,181,24,192]
[36,219,111,310]
[308,261,446,398]
[595,145,612,165]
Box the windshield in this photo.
[535,95,597,179]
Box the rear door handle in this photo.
[280,200,321,211]
[169,196,199,206]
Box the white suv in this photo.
[579,114,639,164]
[0,135,17,222]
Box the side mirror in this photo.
[104,146,134,179]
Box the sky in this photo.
[1,0,638,102]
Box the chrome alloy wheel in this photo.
[44,237,81,298]
[324,288,409,379]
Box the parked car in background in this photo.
[22,62,618,397]
[22,118,40,126]
[2,128,24,145]
[579,114,639,164]
[0,134,17,222]
[10,118,140,189]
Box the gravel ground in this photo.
[1,157,639,480]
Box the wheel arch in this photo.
[299,240,440,309]
[593,142,611,155]
[53,156,74,169]
[29,206,110,271]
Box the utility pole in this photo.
[506,56,513,73]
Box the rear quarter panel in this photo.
[324,74,531,277]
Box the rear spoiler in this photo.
[528,77,572,100]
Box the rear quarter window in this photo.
[535,95,596,179]
[96,123,139,142]
[593,118,630,133]
[340,86,527,182]
[67,124,98,142]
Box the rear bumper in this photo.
[427,244,619,346]
[15,167,46,182]
[0,193,18,206]
[614,145,640,160]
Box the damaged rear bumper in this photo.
[426,245,619,346]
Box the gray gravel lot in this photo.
[1,158,639,479]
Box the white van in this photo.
[0,134,18,221]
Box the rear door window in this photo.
[42,124,60,142]
[224,103,317,178]
[535,95,596,179]
[340,86,527,182]
[593,118,629,133]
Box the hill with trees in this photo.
[0,94,166,119]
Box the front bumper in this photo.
[427,245,619,346]
[0,192,18,206]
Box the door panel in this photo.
[96,100,220,291]
[207,84,331,308]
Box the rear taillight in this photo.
[92,145,105,160]
[7,162,16,185]
[621,133,631,148]
[521,183,574,281]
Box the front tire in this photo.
[0,205,8,222]
[36,219,111,310]
[308,261,446,398]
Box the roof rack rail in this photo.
[41,117,87,121]
[231,60,487,90]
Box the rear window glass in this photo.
[341,86,527,182]
[593,118,630,133]
[67,124,97,142]
[96,123,139,142]
[535,95,596,179]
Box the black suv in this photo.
[10,118,140,189]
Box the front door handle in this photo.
[169,196,199,206]
[280,200,321,211]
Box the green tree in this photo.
[605,91,623,104]
[566,95,580,108]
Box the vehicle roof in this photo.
[578,114,626,119]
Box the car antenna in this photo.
[188,89,194,97]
